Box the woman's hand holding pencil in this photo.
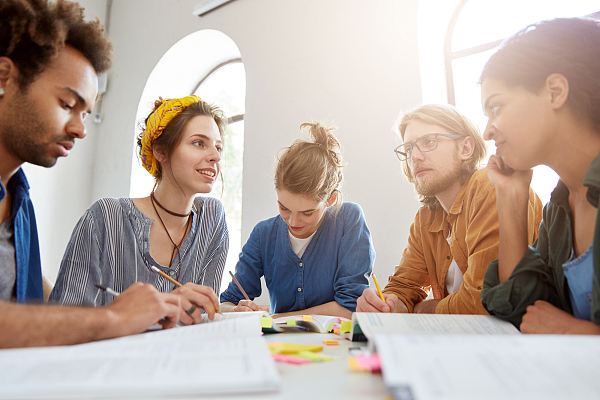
[150,266,221,325]
[229,271,270,313]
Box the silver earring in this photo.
[0,87,4,96]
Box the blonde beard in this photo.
[414,159,462,197]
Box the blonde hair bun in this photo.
[275,122,345,210]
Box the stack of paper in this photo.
[0,315,280,399]
[375,334,600,400]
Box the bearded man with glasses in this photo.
[357,104,543,314]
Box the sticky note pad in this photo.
[267,342,282,350]
[272,354,312,364]
[340,320,352,333]
[260,317,273,328]
[269,343,323,354]
[323,339,339,346]
[356,353,381,373]
[348,357,369,372]
[326,323,334,332]
[286,319,296,326]
[295,351,333,362]
[302,315,312,322]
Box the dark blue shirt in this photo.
[220,202,375,313]
[0,168,43,302]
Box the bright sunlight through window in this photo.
[418,0,599,204]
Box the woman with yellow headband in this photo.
[49,96,228,325]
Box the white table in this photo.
[220,332,391,400]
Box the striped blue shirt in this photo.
[49,196,228,306]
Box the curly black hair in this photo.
[0,0,113,88]
[480,17,600,132]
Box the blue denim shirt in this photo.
[220,202,375,313]
[0,168,43,302]
[562,245,593,320]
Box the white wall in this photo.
[31,0,423,296]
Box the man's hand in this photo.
[105,282,181,336]
[234,300,269,313]
[413,299,441,314]
[356,288,406,313]
[171,283,220,325]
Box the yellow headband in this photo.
[140,95,202,177]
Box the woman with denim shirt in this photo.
[480,17,600,334]
[220,123,375,319]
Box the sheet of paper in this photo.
[199,310,268,324]
[0,316,280,399]
[375,334,600,400]
[354,313,519,341]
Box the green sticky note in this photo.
[261,317,273,328]
[295,351,333,362]
[286,319,297,326]
[340,320,352,333]
[326,323,334,332]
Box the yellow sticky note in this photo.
[261,317,273,328]
[323,339,339,346]
[348,357,369,373]
[340,320,352,333]
[267,342,283,350]
[269,343,323,354]
[286,319,296,326]
[302,315,312,322]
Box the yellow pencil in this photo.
[372,273,385,302]
[150,265,182,287]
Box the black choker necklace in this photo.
[150,192,191,218]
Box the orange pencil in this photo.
[151,266,222,314]
[229,271,251,301]
[150,266,182,287]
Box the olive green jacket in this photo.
[482,152,600,329]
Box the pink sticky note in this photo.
[272,354,312,364]
[356,353,381,372]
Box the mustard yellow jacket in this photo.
[383,169,543,314]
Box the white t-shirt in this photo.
[288,230,316,258]
[445,229,464,295]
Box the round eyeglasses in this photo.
[394,133,464,161]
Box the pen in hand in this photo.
[94,283,120,297]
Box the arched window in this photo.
[193,59,245,292]
[130,29,245,293]
[419,0,600,203]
